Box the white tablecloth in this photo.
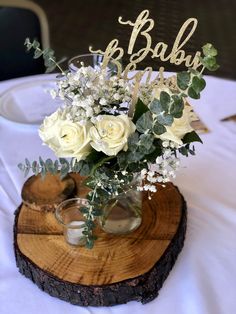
[0,74,236,314]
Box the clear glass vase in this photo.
[98,178,142,235]
[68,53,120,77]
[55,198,88,246]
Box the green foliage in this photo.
[132,98,149,123]
[18,156,92,179]
[202,43,218,57]
[191,76,206,93]
[24,38,65,73]
[136,111,153,133]
[179,144,196,157]
[200,43,219,71]
[161,92,184,119]
[139,133,155,154]
[176,44,219,100]
[177,71,191,90]
[149,92,184,130]
[59,158,70,178]
[170,95,184,118]
[160,90,171,105]
[177,71,206,100]
[128,132,140,150]
[149,98,173,126]
[188,86,200,99]
[153,121,166,135]
[145,142,162,162]
[182,131,203,144]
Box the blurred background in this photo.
[1,0,236,80]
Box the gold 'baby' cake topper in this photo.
[89,9,203,115]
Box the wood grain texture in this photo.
[21,173,75,211]
[14,180,187,306]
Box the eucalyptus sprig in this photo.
[175,43,219,99]
[18,157,92,179]
[24,38,66,74]
[200,43,219,72]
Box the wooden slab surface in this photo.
[14,178,187,306]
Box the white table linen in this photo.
[0,74,236,314]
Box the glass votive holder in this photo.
[55,198,89,246]
[68,53,121,77]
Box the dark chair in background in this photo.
[0,0,49,81]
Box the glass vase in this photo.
[55,198,88,246]
[68,53,120,77]
[98,178,142,235]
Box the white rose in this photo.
[156,105,198,145]
[38,110,63,150]
[39,110,92,161]
[89,115,136,156]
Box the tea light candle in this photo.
[66,221,86,246]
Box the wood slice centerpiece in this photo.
[21,173,75,211]
[14,175,187,306]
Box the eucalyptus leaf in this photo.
[128,132,139,150]
[150,99,174,126]
[18,163,25,171]
[153,122,166,135]
[127,151,144,162]
[32,161,39,175]
[24,38,32,50]
[25,158,31,168]
[43,47,55,58]
[60,166,69,179]
[86,239,94,249]
[160,91,171,108]
[139,133,155,153]
[39,156,45,167]
[136,111,153,133]
[117,152,128,168]
[149,99,162,115]
[188,87,200,99]
[202,43,218,57]
[41,166,46,179]
[80,163,91,176]
[54,160,59,172]
[200,56,220,72]
[60,158,70,178]
[71,160,82,173]
[191,76,206,93]
[59,158,68,165]
[177,71,191,90]
[23,167,30,177]
[155,112,173,126]
[205,62,220,71]
[33,49,43,59]
[32,40,40,49]
[45,158,56,174]
[170,95,184,118]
